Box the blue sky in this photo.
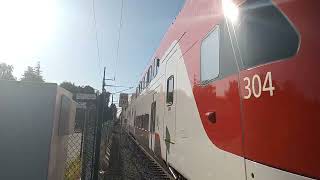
[0,0,185,98]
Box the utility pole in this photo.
[102,67,106,91]
[111,94,114,104]
[93,66,132,180]
[93,67,107,180]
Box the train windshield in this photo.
[234,0,300,69]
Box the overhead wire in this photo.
[112,0,125,103]
[92,0,129,101]
[114,0,124,82]
[92,0,103,78]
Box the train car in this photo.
[123,0,320,179]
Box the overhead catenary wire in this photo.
[113,87,134,94]
[92,0,130,98]
[92,0,103,78]
[114,0,124,82]
[111,0,125,105]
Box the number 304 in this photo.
[243,72,275,99]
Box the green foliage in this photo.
[64,156,81,180]
[0,63,16,80]
[20,62,44,82]
[60,82,95,97]
[60,82,78,94]
[81,85,95,94]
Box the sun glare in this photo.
[222,0,239,23]
[0,0,57,60]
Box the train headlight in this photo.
[222,0,239,23]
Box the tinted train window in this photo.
[220,21,238,77]
[236,0,300,69]
[166,75,174,105]
[146,69,150,85]
[201,26,220,83]
[143,114,149,130]
[154,58,160,77]
[153,59,156,77]
[150,102,156,133]
[147,66,152,84]
[199,21,238,84]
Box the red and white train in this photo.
[121,0,320,179]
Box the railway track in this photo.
[104,125,174,180]
[123,131,174,180]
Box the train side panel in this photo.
[234,1,320,179]
[124,0,320,179]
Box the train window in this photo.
[153,59,156,77]
[152,59,156,77]
[144,114,149,130]
[154,58,160,77]
[198,21,238,84]
[146,71,149,84]
[146,70,150,86]
[235,0,300,69]
[200,26,220,83]
[150,102,156,133]
[142,76,145,89]
[141,116,144,129]
[139,116,142,128]
[166,75,174,105]
[152,68,154,80]
[141,79,143,90]
[149,66,153,81]
[219,20,239,77]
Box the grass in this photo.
[64,156,82,180]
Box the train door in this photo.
[193,17,248,179]
[164,51,178,149]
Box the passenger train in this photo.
[121,0,320,179]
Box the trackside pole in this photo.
[93,67,107,180]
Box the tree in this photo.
[0,63,16,80]
[81,85,95,94]
[60,82,78,93]
[60,82,95,99]
[21,62,44,82]
[34,62,42,78]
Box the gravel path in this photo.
[102,127,173,180]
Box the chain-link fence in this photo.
[81,107,98,180]
[97,121,115,179]
[64,104,98,180]
[64,132,83,180]
[63,93,119,180]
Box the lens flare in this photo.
[0,0,57,59]
[222,0,239,23]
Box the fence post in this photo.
[92,92,106,180]
[80,109,88,180]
